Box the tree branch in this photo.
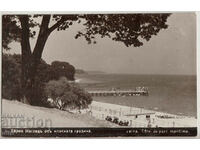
[38,15,51,35]
[32,15,51,59]
[48,17,66,33]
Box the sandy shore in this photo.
[2,99,196,128]
[1,99,117,128]
[90,101,197,127]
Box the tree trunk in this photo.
[19,15,51,105]
[19,15,32,104]
[21,37,49,105]
[21,63,34,104]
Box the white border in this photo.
[0,0,200,149]
[0,11,199,139]
[197,12,200,138]
[0,0,200,11]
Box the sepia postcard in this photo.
[0,12,198,137]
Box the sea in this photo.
[76,74,197,117]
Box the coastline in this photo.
[1,99,196,128]
[75,74,196,117]
[90,100,197,127]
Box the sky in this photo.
[8,13,196,75]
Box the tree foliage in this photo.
[2,54,22,100]
[45,77,92,110]
[2,13,170,105]
[51,61,75,81]
[2,15,38,50]
[2,14,170,50]
[76,14,170,47]
[2,53,76,105]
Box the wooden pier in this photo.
[88,88,149,97]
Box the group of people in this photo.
[105,116,129,126]
[156,115,175,119]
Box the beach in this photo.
[90,101,197,127]
[75,73,197,127]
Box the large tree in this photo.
[2,13,170,104]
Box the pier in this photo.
[88,87,149,97]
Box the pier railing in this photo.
[88,91,149,97]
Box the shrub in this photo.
[45,77,92,110]
[2,54,22,100]
[51,61,75,81]
[2,53,76,106]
